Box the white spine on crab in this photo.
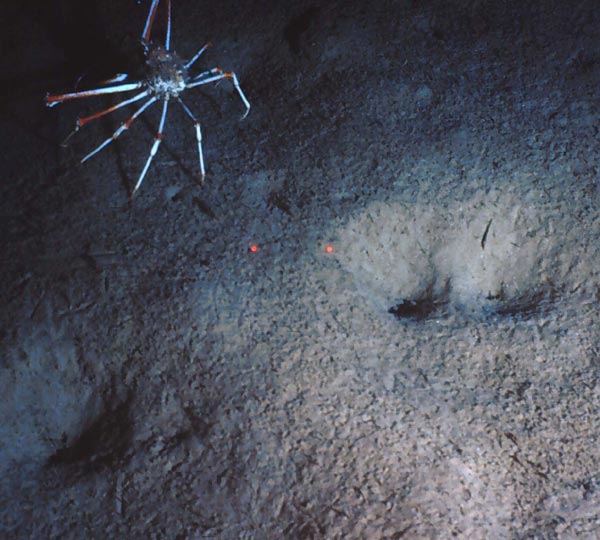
[134,98,169,194]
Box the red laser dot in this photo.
[325,245,333,253]
[249,244,259,253]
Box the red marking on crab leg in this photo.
[185,42,212,70]
[177,97,205,183]
[76,90,150,128]
[133,98,169,195]
[81,97,157,163]
[186,71,229,89]
[142,0,161,43]
[45,82,143,108]
[61,90,149,148]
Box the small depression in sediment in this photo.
[330,189,578,321]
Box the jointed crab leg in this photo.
[184,42,211,70]
[143,0,171,50]
[46,82,143,108]
[188,71,251,119]
[142,0,161,43]
[133,98,169,195]
[177,97,205,182]
[191,67,223,83]
[60,89,150,147]
[226,73,251,119]
[164,0,172,50]
[76,90,150,129]
[81,96,158,163]
[99,73,130,85]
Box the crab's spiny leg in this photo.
[142,0,171,49]
[76,73,129,91]
[133,98,169,195]
[46,82,143,108]
[76,90,150,129]
[61,90,150,148]
[177,97,205,183]
[228,72,251,119]
[142,0,161,43]
[188,71,251,120]
[164,0,172,51]
[191,67,222,83]
[81,96,157,163]
[186,71,235,89]
[184,42,212,70]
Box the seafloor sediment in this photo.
[1,1,599,538]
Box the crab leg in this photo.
[99,73,130,85]
[177,97,205,183]
[133,98,169,195]
[81,96,157,163]
[142,0,161,43]
[184,42,212,70]
[45,82,143,108]
[188,71,251,119]
[187,71,231,89]
[191,67,222,83]
[60,90,150,148]
[142,0,171,50]
[76,90,150,129]
[164,0,172,51]
[225,72,251,119]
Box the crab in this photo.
[46,0,250,196]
